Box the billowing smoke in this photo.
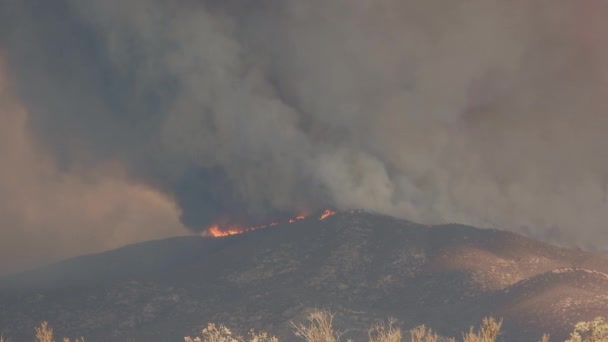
[1,0,608,260]
[0,53,185,274]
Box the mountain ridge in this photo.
[1,212,606,341]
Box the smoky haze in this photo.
[1,0,608,272]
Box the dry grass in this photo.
[540,334,550,342]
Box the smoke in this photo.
[1,0,608,260]
[0,53,185,274]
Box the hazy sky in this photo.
[1,0,608,274]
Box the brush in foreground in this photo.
[184,323,278,342]
[291,310,345,342]
[23,311,608,342]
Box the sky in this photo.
[1,0,608,274]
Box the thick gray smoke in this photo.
[2,0,608,258]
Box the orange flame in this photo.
[205,210,340,238]
[207,224,255,237]
[319,209,337,220]
[289,215,306,223]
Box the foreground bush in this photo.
[184,323,277,342]
[186,311,500,342]
[408,324,441,342]
[17,312,608,342]
[369,319,402,342]
[32,321,84,342]
[565,317,608,342]
[292,310,344,342]
[462,317,502,342]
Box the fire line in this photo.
[205,209,338,237]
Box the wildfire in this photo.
[207,225,251,237]
[289,215,306,223]
[319,209,337,220]
[205,209,339,238]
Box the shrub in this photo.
[35,322,54,342]
[244,330,279,342]
[33,321,84,342]
[565,317,608,342]
[27,314,608,342]
[368,318,402,342]
[462,317,502,342]
[185,323,240,342]
[409,324,438,342]
[292,310,344,342]
[184,323,278,342]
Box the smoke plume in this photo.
[0,53,185,274]
[1,0,608,271]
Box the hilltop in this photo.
[1,212,607,341]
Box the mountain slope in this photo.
[1,212,607,341]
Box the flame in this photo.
[207,224,255,237]
[289,215,306,223]
[205,209,340,238]
[319,209,337,220]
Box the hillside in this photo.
[1,211,607,341]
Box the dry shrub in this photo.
[409,325,438,342]
[462,317,502,342]
[368,318,402,342]
[245,329,279,342]
[34,322,83,342]
[33,313,608,342]
[292,309,344,342]
[565,317,608,342]
[184,323,278,342]
[63,337,85,342]
[185,323,240,342]
[35,322,54,342]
